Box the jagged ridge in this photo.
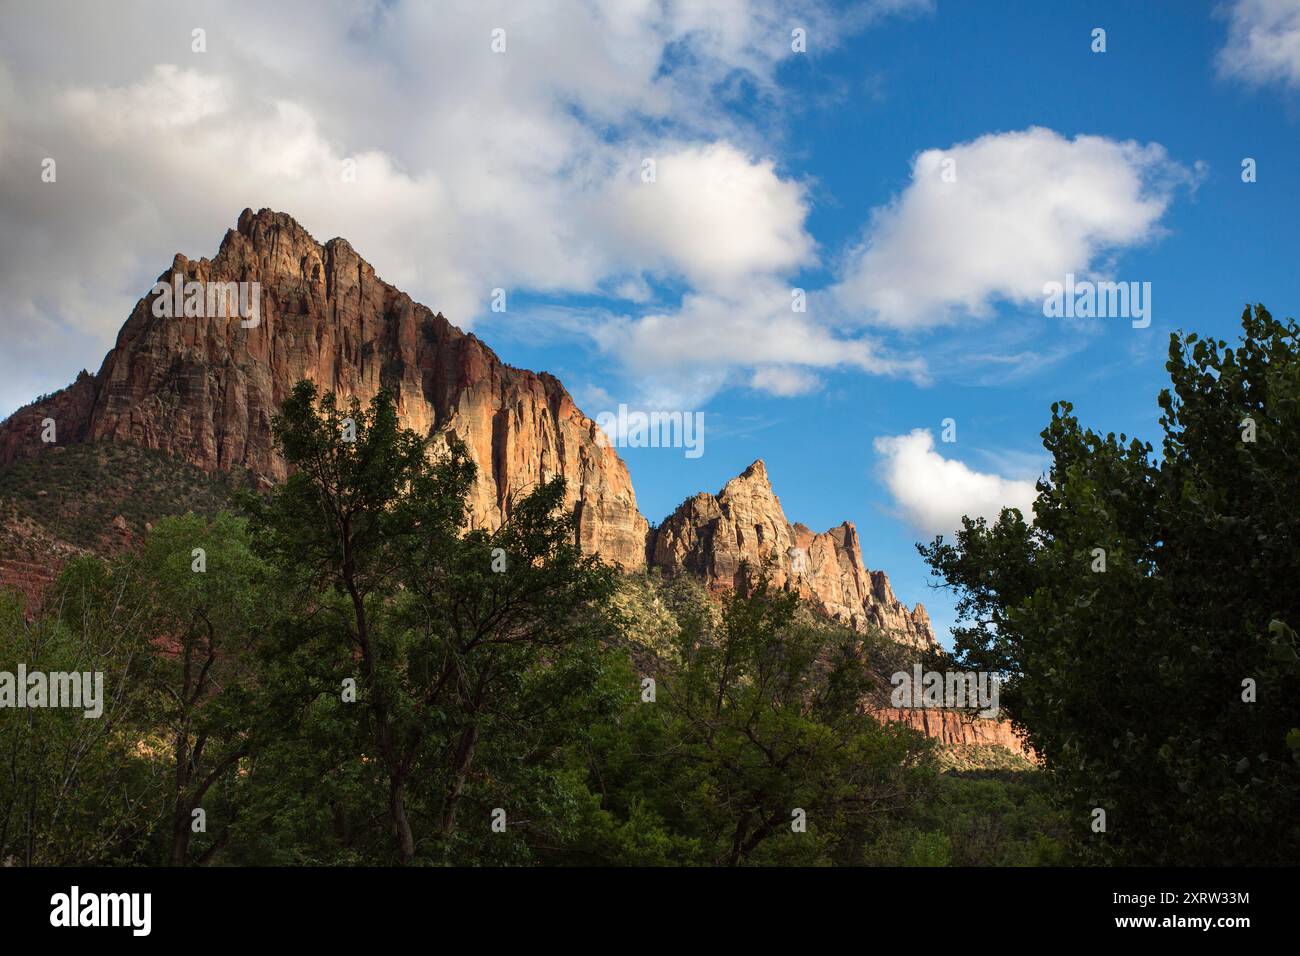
[0,209,648,568]
[649,459,935,647]
[0,209,929,647]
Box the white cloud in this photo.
[749,367,823,396]
[0,0,927,417]
[834,127,1195,328]
[1217,0,1300,89]
[589,277,928,404]
[598,142,815,292]
[873,429,1038,536]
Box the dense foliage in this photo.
[4,381,1059,866]
[923,305,1300,864]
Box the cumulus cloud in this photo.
[1217,0,1300,89]
[589,277,928,403]
[834,127,1196,328]
[0,0,927,416]
[598,142,815,292]
[873,429,1038,536]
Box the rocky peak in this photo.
[0,208,937,647]
[0,208,649,569]
[723,458,769,488]
[649,460,937,648]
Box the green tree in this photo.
[245,380,620,864]
[243,381,469,863]
[126,513,274,865]
[922,305,1300,864]
[394,473,621,856]
[0,558,156,864]
[0,515,279,866]
[591,567,935,866]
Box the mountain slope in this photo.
[0,209,929,647]
[0,209,648,568]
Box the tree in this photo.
[245,380,620,864]
[922,305,1300,864]
[590,566,935,866]
[0,515,278,866]
[393,472,621,855]
[127,513,273,865]
[243,381,468,863]
[0,561,155,865]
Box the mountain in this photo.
[650,460,935,647]
[0,209,648,569]
[0,207,935,643]
[0,208,1043,756]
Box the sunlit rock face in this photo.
[0,210,937,645]
[0,208,649,569]
[649,459,937,648]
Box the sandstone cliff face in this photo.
[869,707,1034,758]
[0,371,99,464]
[0,211,930,641]
[0,209,648,569]
[0,209,1037,754]
[649,460,936,648]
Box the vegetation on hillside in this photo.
[12,304,1295,866]
[0,442,242,556]
[0,382,1062,866]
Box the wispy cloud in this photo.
[1217,0,1300,90]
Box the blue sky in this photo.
[2,0,1298,643]
[476,1,1300,642]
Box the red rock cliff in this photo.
[649,460,937,647]
[0,209,649,569]
[0,210,1036,753]
[0,210,938,648]
[869,707,1034,757]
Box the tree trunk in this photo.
[344,564,414,864]
[170,726,192,866]
[169,804,191,866]
[391,776,415,864]
[727,812,750,866]
[441,722,479,839]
